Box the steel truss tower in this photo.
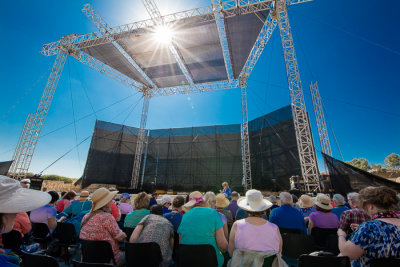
[310,81,332,157]
[12,0,319,192]
[274,0,320,192]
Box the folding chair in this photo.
[298,253,350,267]
[53,223,79,265]
[281,233,318,266]
[31,222,50,249]
[20,250,59,267]
[310,227,339,254]
[279,228,303,234]
[2,230,23,253]
[125,242,162,267]
[72,260,115,267]
[177,244,218,267]
[370,258,400,267]
[81,239,116,265]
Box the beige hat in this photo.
[216,193,230,208]
[314,193,333,210]
[298,194,314,209]
[78,190,90,201]
[90,188,118,212]
[237,189,272,212]
[0,175,51,213]
[183,191,204,210]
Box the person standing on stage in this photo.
[220,182,232,199]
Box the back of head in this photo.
[359,186,399,210]
[279,192,293,205]
[231,191,239,200]
[161,195,172,206]
[332,194,345,205]
[204,191,216,208]
[173,195,185,209]
[268,195,277,204]
[134,192,150,210]
[150,204,164,216]
[291,194,299,204]
[47,190,59,204]
[347,192,359,203]
[63,191,77,200]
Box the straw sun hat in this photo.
[78,190,90,201]
[90,187,118,212]
[314,193,333,210]
[216,193,230,208]
[237,189,272,212]
[298,194,314,209]
[0,175,51,213]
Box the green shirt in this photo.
[124,209,150,228]
[178,207,224,267]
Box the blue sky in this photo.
[0,0,399,178]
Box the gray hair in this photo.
[347,192,359,203]
[332,194,345,205]
[279,192,293,205]
[203,191,216,208]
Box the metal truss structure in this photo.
[10,51,67,180]
[11,0,320,192]
[275,0,320,192]
[310,81,332,157]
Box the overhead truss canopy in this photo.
[41,0,311,96]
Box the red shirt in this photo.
[14,212,32,237]
[110,201,120,220]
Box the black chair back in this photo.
[310,227,339,254]
[282,233,318,259]
[370,258,400,267]
[279,227,302,234]
[2,230,23,252]
[53,222,78,245]
[298,254,351,267]
[124,227,135,239]
[125,242,162,267]
[20,251,59,267]
[177,244,218,267]
[31,222,50,239]
[81,239,116,265]
[72,260,115,267]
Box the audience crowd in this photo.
[1,176,400,267]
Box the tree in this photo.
[384,153,400,170]
[346,158,370,171]
[371,163,385,172]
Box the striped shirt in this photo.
[124,209,150,228]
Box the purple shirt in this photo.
[30,204,57,229]
[309,211,339,229]
[225,200,239,220]
[218,212,227,224]
[119,202,133,215]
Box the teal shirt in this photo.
[63,200,92,217]
[178,207,224,267]
[124,209,150,228]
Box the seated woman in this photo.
[204,192,229,240]
[338,186,400,267]
[308,194,339,234]
[129,205,174,267]
[56,191,76,213]
[63,191,92,217]
[80,188,127,267]
[178,191,228,267]
[229,189,282,258]
[164,195,184,232]
[298,194,316,218]
[119,193,133,216]
[30,190,59,232]
[124,192,150,229]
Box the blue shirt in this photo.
[63,200,92,217]
[222,188,232,198]
[148,198,157,209]
[331,206,350,220]
[269,205,307,234]
[164,211,183,232]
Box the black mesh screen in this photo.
[323,153,400,195]
[82,106,301,191]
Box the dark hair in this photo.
[291,194,299,203]
[62,191,76,200]
[48,190,59,204]
[150,204,164,216]
[0,214,4,231]
[173,196,185,208]
[359,186,399,210]
[316,205,331,213]
[246,210,266,216]
[60,191,67,197]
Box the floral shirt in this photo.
[349,219,400,267]
[79,211,124,262]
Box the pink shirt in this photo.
[80,211,124,262]
[56,199,71,213]
[235,219,280,252]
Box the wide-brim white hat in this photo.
[0,175,51,213]
[237,189,272,212]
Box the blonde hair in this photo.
[203,191,216,208]
[222,182,229,187]
[134,192,150,210]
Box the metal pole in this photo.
[240,75,252,191]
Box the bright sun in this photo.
[154,25,173,44]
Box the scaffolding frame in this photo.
[11,0,320,193]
